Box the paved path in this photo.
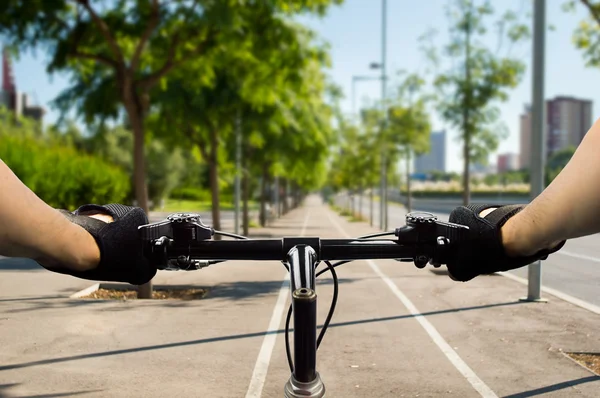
[1,198,599,397]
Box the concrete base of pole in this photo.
[518,296,548,303]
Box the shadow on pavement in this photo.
[502,375,600,397]
[0,300,522,372]
[0,258,43,271]
[0,383,101,398]
[1,299,113,314]
[0,295,65,302]
[1,278,361,313]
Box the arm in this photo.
[502,117,600,256]
[0,159,101,270]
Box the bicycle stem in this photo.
[284,244,326,398]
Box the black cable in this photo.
[216,230,388,372]
[213,230,249,240]
[316,260,338,349]
[285,303,294,373]
[316,260,350,277]
[355,231,397,239]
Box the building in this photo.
[547,96,592,155]
[519,104,532,169]
[414,130,446,174]
[520,97,593,169]
[497,153,520,173]
[0,47,45,122]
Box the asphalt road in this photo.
[347,194,600,308]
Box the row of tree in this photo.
[0,0,345,296]
[327,0,598,210]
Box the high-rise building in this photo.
[497,153,519,173]
[519,96,593,169]
[547,96,592,155]
[0,47,45,122]
[414,130,446,173]
[519,104,532,169]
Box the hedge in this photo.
[1,135,131,210]
[399,190,530,198]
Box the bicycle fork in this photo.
[283,242,326,398]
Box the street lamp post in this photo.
[352,74,382,227]
[521,0,547,303]
[369,0,388,231]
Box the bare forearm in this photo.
[503,118,600,255]
[0,159,98,269]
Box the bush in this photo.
[170,187,211,202]
[1,135,130,209]
[401,190,530,198]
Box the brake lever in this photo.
[139,213,214,269]
[394,212,469,268]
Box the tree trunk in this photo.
[369,187,373,226]
[123,87,152,299]
[406,149,412,212]
[208,127,221,235]
[260,164,268,227]
[242,163,250,236]
[359,188,363,218]
[282,179,289,214]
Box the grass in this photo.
[162,198,259,212]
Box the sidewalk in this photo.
[0,198,599,397]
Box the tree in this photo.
[151,18,334,232]
[564,0,600,67]
[546,145,576,185]
[422,0,529,205]
[386,73,431,212]
[0,0,341,296]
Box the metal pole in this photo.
[234,109,241,235]
[521,0,546,303]
[380,0,388,231]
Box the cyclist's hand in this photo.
[41,203,156,285]
[444,204,565,282]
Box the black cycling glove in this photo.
[445,204,565,282]
[44,203,156,285]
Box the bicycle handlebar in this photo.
[138,211,470,270]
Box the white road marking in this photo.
[326,210,498,398]
[499,271,600,315]
[558,250,600,263]
[245,210,311,398]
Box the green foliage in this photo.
[564,0,600,68]
[429,170,462,182]
[170,187,211,202]
[483,169,530,185]
[546,146,576,185]
[0,129,130,209]
[78,126,188,208]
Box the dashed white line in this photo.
[245,209,311,398]
[558,250,600,263]
[326,209,498,398]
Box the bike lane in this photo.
[261,197,488,397]
[323,200,600,397]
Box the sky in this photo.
[8,0,599,172]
